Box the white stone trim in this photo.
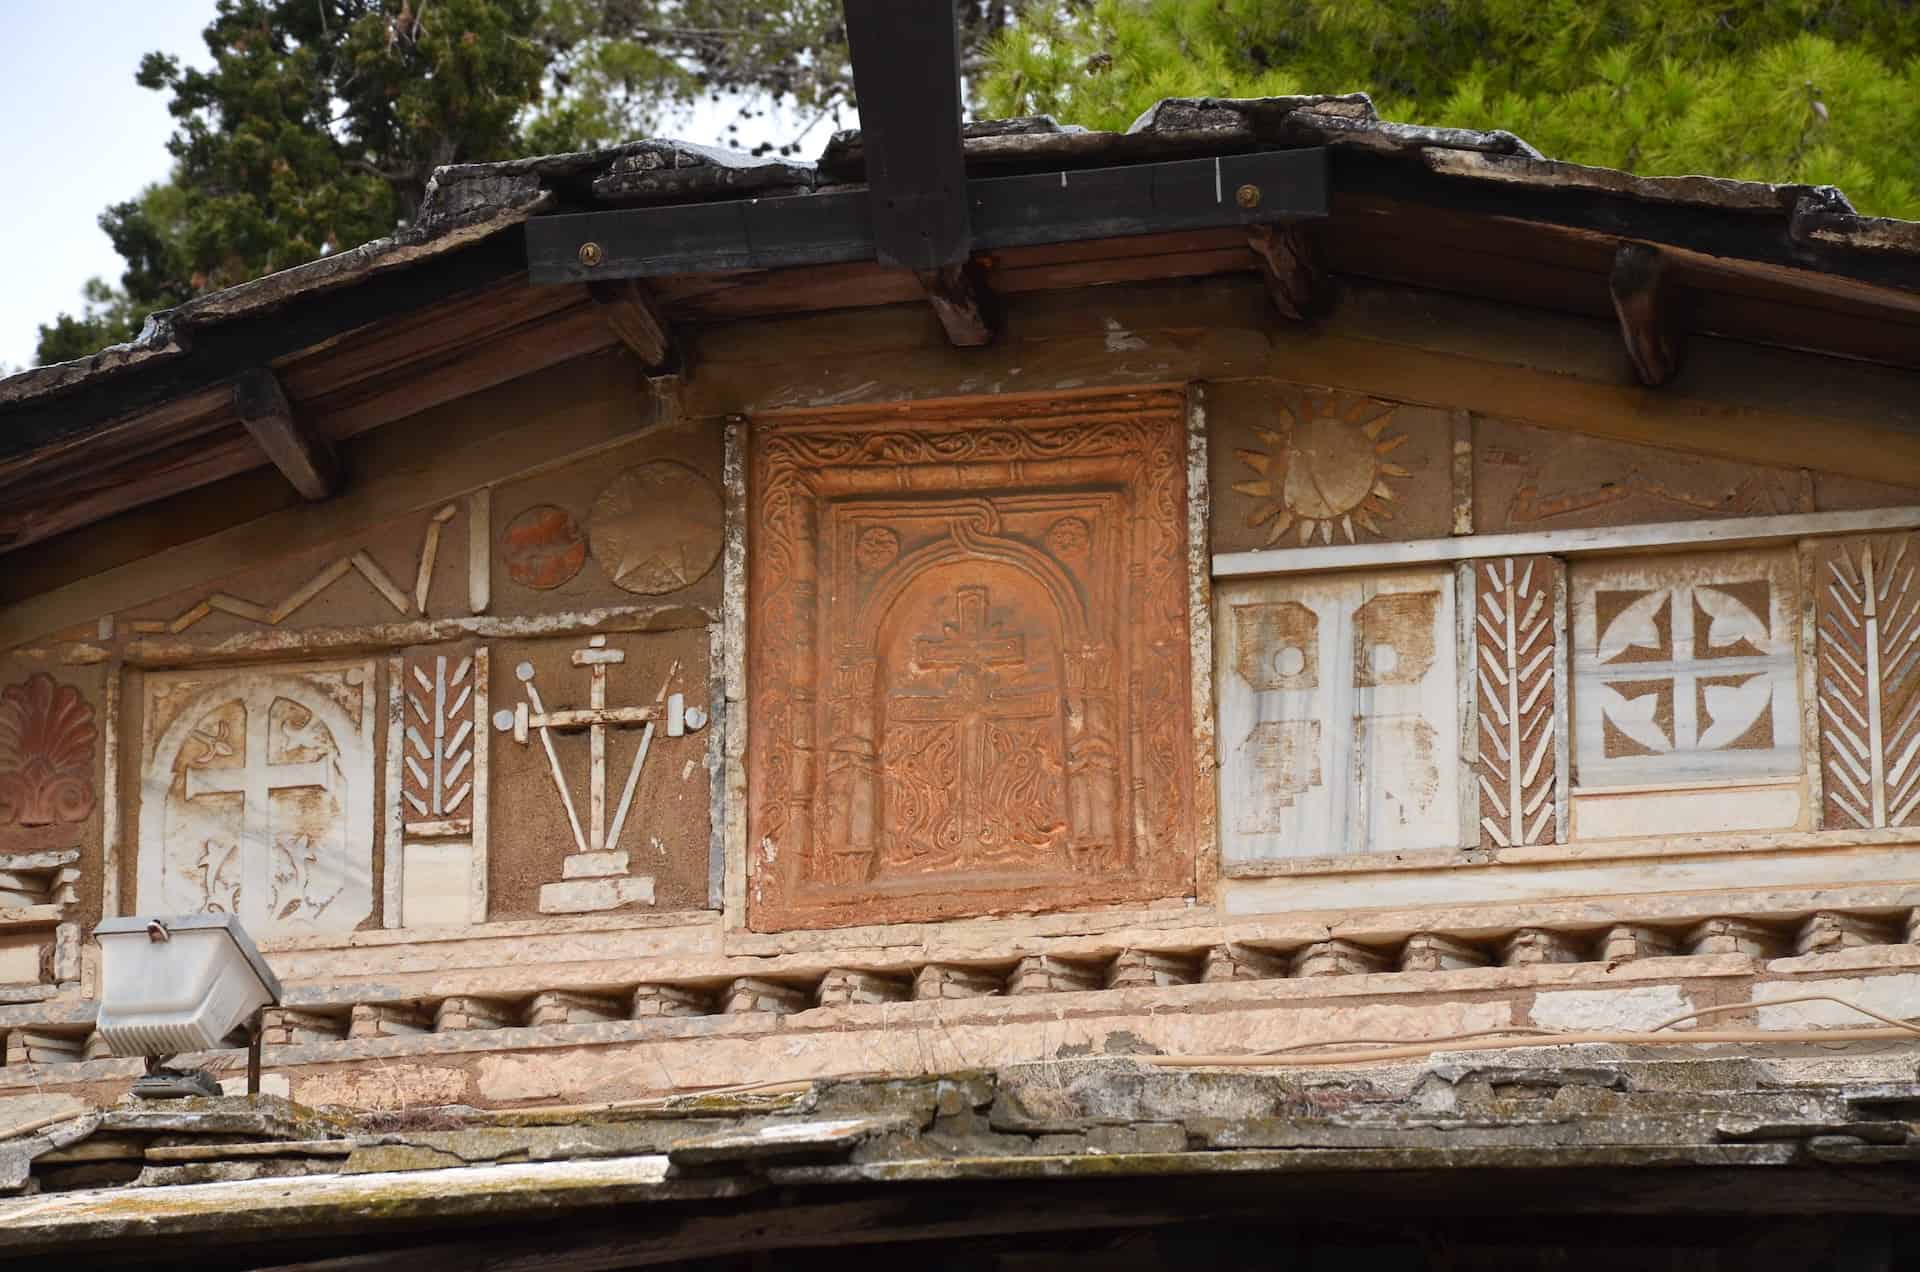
[1213,506,1920,579]
[1184,383,1219,901]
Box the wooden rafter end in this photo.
[916,262,998,347]
[232,367,341,501]
[1246,223,1329,322]
[1610,242,1682,387]
[588,279,678,371]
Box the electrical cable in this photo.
[1141,992,1920,1068]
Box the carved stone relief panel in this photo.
[138,661,377,936]
[1217,567,1461,865]
[1569,550,1803,837]
[748,389,1195,930]
[1209,381,1452,554]
[1472,557,1564,849]
[487,628,712,918]
[399,647,482,835]
[1813,533,1920,830]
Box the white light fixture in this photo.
[93,915,283,1099]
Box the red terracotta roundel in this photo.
[502,505,588,590]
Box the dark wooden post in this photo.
[843,0,996,345]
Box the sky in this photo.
[0,2,220,371]
[0,4,833,373]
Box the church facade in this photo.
[0,94,1916,1130]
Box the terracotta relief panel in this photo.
[1209,381,1451,553]
[1474,417,1811,533]
[138,661,376,935]
[1813,533,1920,830]
[487,628,712,918]
[1473,556,1564,849]
[1569,550,1804,837]
[748,389,1195,930]
[1217,568,1461,865]
[0,673,98,832]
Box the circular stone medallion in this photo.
[589,460,725,595]
[502,505,588,590]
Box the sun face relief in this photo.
[1232,388,1412,546]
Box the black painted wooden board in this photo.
[528,149,1330,283]
[843,0,970,271]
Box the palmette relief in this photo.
[0,674,97,829]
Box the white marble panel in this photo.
[1217,567,1460,863]
[401,841,474,929]
[138,661,376,936]
[1570,549,1801,792]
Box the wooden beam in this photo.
[842,0,969,272]
[1610,243,1681,386]
[915,262,997,347]
[232,368,341,500]
[528,150,1330,282]
[0,305,618,558]
[588,279,677,369]
[1246,224,1329,320]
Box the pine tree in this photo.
[979,1,1920,219]
[38,0,549,365]
[38,0,1032,365]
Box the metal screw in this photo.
[578,241,604,268]
[1236,184,1261,210]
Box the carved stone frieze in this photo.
[747,389,1196,929]
[1475,416,1811,533]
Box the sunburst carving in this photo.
[1232,388,1410,545]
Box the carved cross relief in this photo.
[1566,550,1804,836]
[492,635,708,913]
[1217,568,1461,863]
[884,584,1065,869]
[748,391,1195,930]
[140,662,376,935]
[1571,552,1800,789]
